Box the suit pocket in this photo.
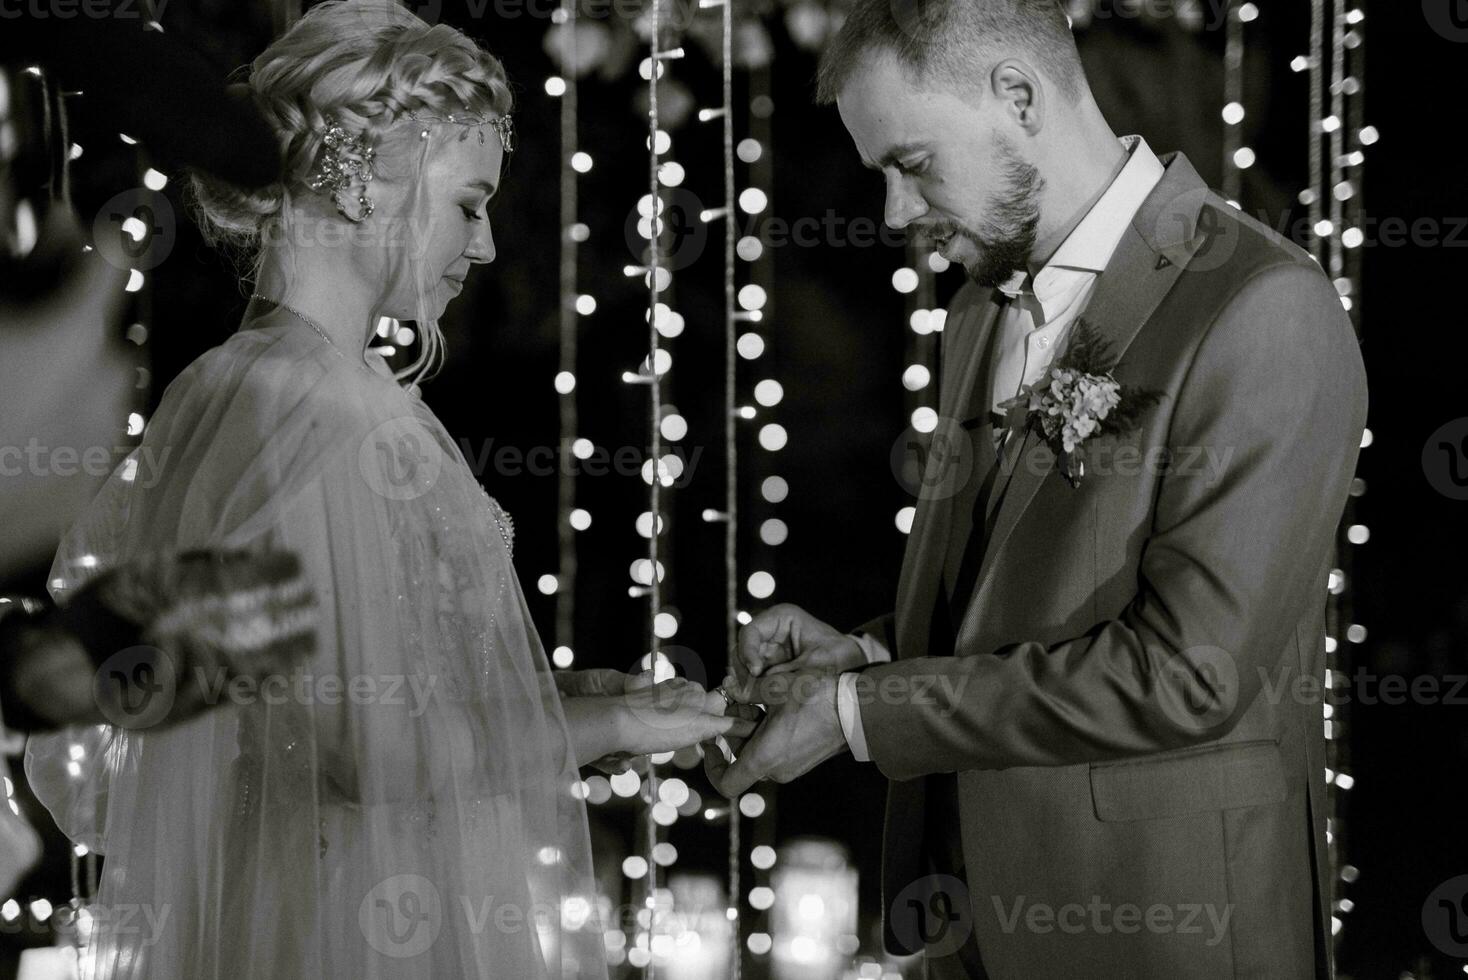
[1089,739,1287,822]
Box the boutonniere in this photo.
[997,319,1162,488]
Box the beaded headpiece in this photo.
[305,110,514,223]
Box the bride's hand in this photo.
[553,669,642,775]
[614,676,759,757]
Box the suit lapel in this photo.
[894,288,1005,660]
[963,153,1211,620]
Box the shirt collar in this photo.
[998,135,1166,319]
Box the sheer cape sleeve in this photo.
[24,323,607,979]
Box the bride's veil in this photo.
[23,284,607,976]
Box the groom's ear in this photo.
[990,59,1044,136]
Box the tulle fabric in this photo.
[24,319,607,979]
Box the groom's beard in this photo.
[942,147,1044,289]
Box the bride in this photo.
[24,2,748,976]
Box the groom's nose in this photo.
[884,176,927,231]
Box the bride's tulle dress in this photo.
[25,316,608,979]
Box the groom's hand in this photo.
[729,604,865,693]
[703,670,847,798]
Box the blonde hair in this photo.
[189,0,513,383]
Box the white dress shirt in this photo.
[837,136,1166,762]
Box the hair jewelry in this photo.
[306,110,514,223]
[306,117,377,222]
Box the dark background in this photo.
[6,1,1467,977]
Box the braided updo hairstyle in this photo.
[190,0,512,262]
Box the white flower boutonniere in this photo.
[998,319,1163,488]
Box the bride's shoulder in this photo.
[167,322,350,406]
[148,325,381,448]
[197,321,337,384]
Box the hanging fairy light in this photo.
[30,21,163,953]
[541,6,605,678]
[739,47,783,980]
[736,789,777,967]
[633,5,672,973]
[741,73,780,600]
[547,0,582,673]
[899,215,945,535]
[687,5,786,971]
[627,5,790,973]
[1301,0,1368,955]
[697,0,746,971]
[1221,1,1256,204]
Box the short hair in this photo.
[815,0,1084,106]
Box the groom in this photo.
[706,1,1367,977]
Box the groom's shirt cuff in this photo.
[837,633,892,762]
[851,632,892,666]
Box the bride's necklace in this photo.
[250,294,383,379]
[269,297,335,346]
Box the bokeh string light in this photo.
[1224,4,1370,952]
[34,2,165,949]
[899,236,944,540]
[70,59,164,965]
[742,47,782,980]
[548,0,580,673]
[1300,0,1369,955]
[688,14,787,972]
[1220,1,1259,204]
[730,73,781,608]
[706,0,744,972]
[722,9,742,975]
[641,3,667,973]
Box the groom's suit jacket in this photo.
[851,152,1366,979]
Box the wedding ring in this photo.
[714,685,733,707]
